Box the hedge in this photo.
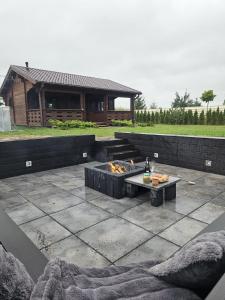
[135,108,225,125]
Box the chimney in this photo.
[25,62,29,70]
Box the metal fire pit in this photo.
[85,160,144,199]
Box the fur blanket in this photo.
[30,259,201,300]
[0,245,34,300]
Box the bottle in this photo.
[145,157,150,173]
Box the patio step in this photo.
[125,156,145,163]
[112,149,140,160]
[95,122,108,127]
[95,138,127,147]
[94,138,145,162]
[106,144,135,154]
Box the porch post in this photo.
[38,83,45,126]
[104,95,108,124]
[23,79,29,126]
[130,95,135,126]
[104,95,108,111]
[11,77,16,125]
[80,92,86,121]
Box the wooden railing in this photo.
[107,110,131,123]
[45,109,84,123]
[86,112,107,123]
[28,110,41,126]
[28,109,132,126]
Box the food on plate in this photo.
[150,174,169,183]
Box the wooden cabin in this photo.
[0,64,141,126]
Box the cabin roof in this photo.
[1,65,141,95]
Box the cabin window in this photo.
[85,94,104,112]
[45,92,81,109]
[27,88,39,109]
[108,96,116,110]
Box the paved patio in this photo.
[1,161,225,267]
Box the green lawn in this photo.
[1,124,225,140]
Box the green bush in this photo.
[111,119,133,127]
[135,107,225,125]
[193,110,198,124]
[137,122,154,127]
[199,110,205,125]
[48,119,97,129]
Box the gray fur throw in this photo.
[150,230,225,296]
[0,245,34,300]
[30,259,201,299]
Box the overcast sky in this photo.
[1,0,225,108]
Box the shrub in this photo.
[135,111,140,122]
[136,107,225,125]
[48,119,97,129]
[199,110,205,125]
[139,111,144,122]
[137,122,154,127]
[143,110,147,123]
[111,119,133,127]
[193,110,198,125]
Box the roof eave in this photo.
[0,65,37,96]
[40,81,141,96]
[11,65,36,84]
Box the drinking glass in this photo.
[150,160,155,173]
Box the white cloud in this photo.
[0,0,225,107]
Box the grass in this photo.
[0,124,225,140]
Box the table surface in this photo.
[125,173,181,191]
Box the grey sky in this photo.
[1,0,225,107]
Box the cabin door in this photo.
[85,94,106,123]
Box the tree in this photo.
[171,91,201,108]
[143,110,147,123]
[219,111,224,125]
[172,92,188,108]
[155,111,159,123]
[200,90,216,112]
[212,111,217,125]
[134,95,147,110]
[193,110,198,124]
[135,111,140,122]
[149,102,157,109]
[207,109,212,125]
[187,110,193,124]
[192,98,202,107]
[151,112,155,123]
[147,111,151,123]
[199,110,205,125]
[223,100,225,105]
[138,111,143,122]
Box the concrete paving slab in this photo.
[5,202,45,225]
[20,216,71,248]
[115,236,179,265]
[42,235,110,267]
[51,202,111,233]
[159,217,207,246]
[77,217,152,262]
[120,202,183,234]
[189,202,225,224]
[89,195,146,214]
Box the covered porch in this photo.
[27,86,136,126]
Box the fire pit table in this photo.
[125,174,181,207]
[85,161,144,199]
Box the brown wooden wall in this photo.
[2,76,134,126]
[12,76,33,126]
